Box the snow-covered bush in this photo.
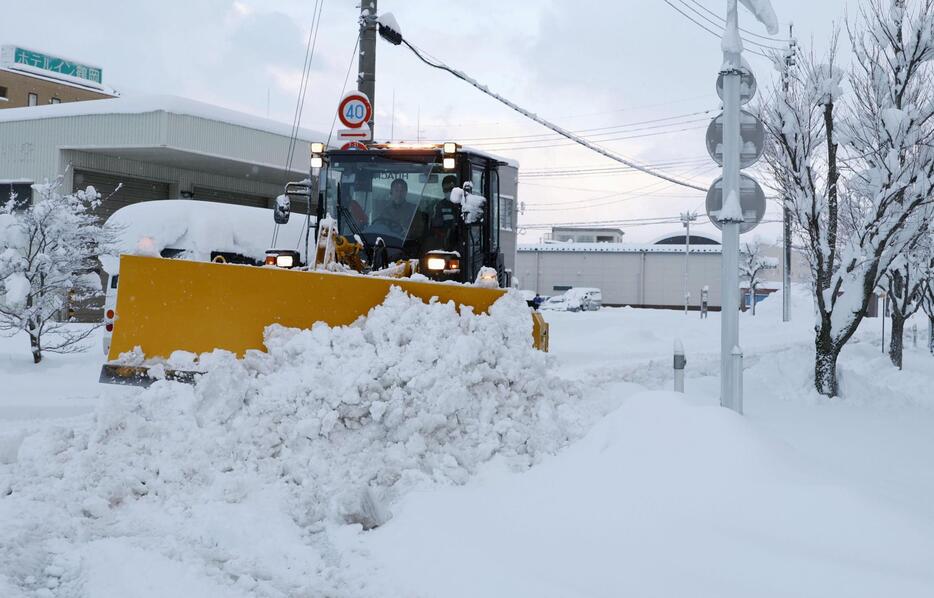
[762,0,934,396]
[0,180,116,363]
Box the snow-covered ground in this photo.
[1,287,933,597]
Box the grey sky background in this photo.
[2,0,854,242]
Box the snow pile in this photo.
[0,288,594,595]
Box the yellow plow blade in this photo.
[103,255,547,384]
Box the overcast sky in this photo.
[3,0,854,242]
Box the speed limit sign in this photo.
[338,92,372,129]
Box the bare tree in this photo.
[739,239,778,315]
[882,232,932,368]
[0,180,115,363]
[762,0,934,396]
[921,253,934,355]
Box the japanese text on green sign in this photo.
[13,47,102,84]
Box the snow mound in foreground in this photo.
[1,288,593,595]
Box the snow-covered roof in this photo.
[0,94,324,141]
[519,242,721,254]
[649,230,721,245]
[0,65,117,96]
[461,145,519,169]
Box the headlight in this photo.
[442,157,455,170]
[266,250,300,268]
[423,251,461,275]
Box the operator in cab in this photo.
[373,178,423,238]
[424,175,462,251]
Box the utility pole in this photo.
[681,211,697,314]
[719,0,745,412]
[781,23,796,323]
[358,0,377,132]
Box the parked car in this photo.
[540,287,602,312]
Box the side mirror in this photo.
[274,194,291,224]
[451,183,484,224]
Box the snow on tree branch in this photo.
[0,179,118,363]
[762,0,934,396]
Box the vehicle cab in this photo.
[320,143,518,285]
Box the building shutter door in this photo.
[74,170,171,221]
[191,186,270,209]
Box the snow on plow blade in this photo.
[101,255,548,386]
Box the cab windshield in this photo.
[324,155,462,257]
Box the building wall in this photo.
[0,111,309,205]
[0,112,164,182]
[516,249,724,309]
[0,69,113,108]
[62,150,285,203]
[759,242,810,285]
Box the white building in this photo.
[548,226,624,243]
[0,95,324,218]
[517,232,724,309]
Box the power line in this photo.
[420,108,717,143]
[276,0,325,249]
[470,117,710,149]
[674,0,785,51]
[472,123,708,151]
[386,30,708,191]
[327,33,362,146]
[285,0,326,173]
[661,0,772,59]
[521,158,712,179]
[415,93,715,129]
[685,0,793,42]
[522,156,710,173]
[522,163,716,210]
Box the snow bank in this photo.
[355,391,934,597]
[0,288,597,595]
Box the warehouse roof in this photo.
[0,94,323,140]
[519,242,721,254]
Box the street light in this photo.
[681,211,697,315]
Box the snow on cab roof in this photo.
[518,242,722,254]
[100,199,312,274]
[0,94,325,141]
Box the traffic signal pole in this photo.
[358,0,377,132]
[719,0,745,413]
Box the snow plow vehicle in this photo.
[100,143,548,385]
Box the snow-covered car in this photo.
[100,200,310,355]
[540,287,602,312]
